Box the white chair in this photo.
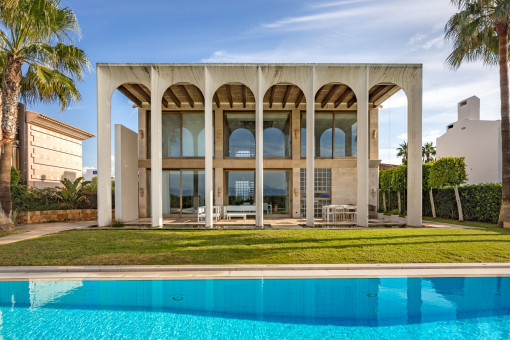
[264,203,273,214]
[344,205,357,221]
[197,206,221,222]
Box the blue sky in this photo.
[29,0,501,170]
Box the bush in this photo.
[423,183,501,223]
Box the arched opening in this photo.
[371,83,408,216]
[261,83,305,215]
[229,128,255,157]
[313,83,357,159]
[107,82,155,222]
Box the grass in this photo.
[0,231,22,238]
[1,226,510,265]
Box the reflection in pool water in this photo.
[1,277,510,338]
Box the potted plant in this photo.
[272,203,278,213]
[377,207,384,220]
[390,209,400,222]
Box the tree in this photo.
[422,162,436,218]
[422,142,436,163]
[390,165,407,214]
[429,157,468,221]
[396,141,408,165]
[379,169,393,211]
[0,0,89,230]
[445,0,510,226]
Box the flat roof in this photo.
[97,62,422,68]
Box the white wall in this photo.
[115,124,139,222]
[436,120,501,184]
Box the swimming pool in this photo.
[1,277,509,339]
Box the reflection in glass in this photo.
[162,171,180,214]
[316,113,333,157]
[226,171,254,205]
[162,114,180,157]
[182,114,205,157]
[335,113,357,157]
[263,113,290,157]
[301,113,306,158]
[225,113,256,158]
[263,171,289,214]
[181,171,205,214]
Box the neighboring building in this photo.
[436,96,502,185]
[15,105,95,188]
[83,168,98,181]
[96,63,423,228]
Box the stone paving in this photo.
[0,263,509,281]
[0,220,95,245]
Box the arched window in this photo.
[334,127,346,157]
[263,127,286,157]
[229,128,255,157]
[320,128,333,157]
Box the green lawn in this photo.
[1,226,510,265]
[422,216,499,229]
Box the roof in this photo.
[26,111,95,140]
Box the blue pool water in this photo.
[1,277,510,339]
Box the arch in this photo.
[263,83,306,109]
[212,82,255,109]
[229,128,255,158]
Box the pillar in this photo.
[204,67,214,227]
[407,73,423,227]
[306,68,315,227]
[97,68,112,227]
[255,67,264,227]
[114,124,139,222]
[356,67,369,227]
[150,68,163,227]
[138,108,148,218]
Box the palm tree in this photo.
[422,142,436,163]
[0,0,90,230]
[396,141,408,165]
[445,0,510,226]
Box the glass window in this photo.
[300,112,358,158]
[263,113,290,157]
[182,114,205,157]
[226,171,255,205]
[301,113,306,158]
[335,113,357,157]
[315,113,333,158]
[264,171,289,214]
[224,113,255,158]
[162,170,180,214]
[162,114,181,157]
[181,171,205,214]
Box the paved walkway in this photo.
[0,263,509,281]
[0,221,95,245]
[422,220,482,229]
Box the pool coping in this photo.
[1,263,510,281]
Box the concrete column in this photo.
[115,124,139,222]
[356,67,369,227]
[369,108,379,160]
[255,67,264,227]
[204,67,214,227]
[306,70,315,227]
[292,168,300,218]
[214,109,224,159]
[291,108,301,160]
[138,108,148,218]
[214,167,224,207]
[407,74,423,227]
[97,69,112,227]
[150,68,163,227]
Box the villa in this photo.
[96,63,423,228]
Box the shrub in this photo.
[391,209,399,215]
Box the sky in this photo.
[28,0,502,170]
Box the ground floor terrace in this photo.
[97,63,422,228]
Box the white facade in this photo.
[436,96,502,184]
[96,63,423,228]
[83,168,98,181]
